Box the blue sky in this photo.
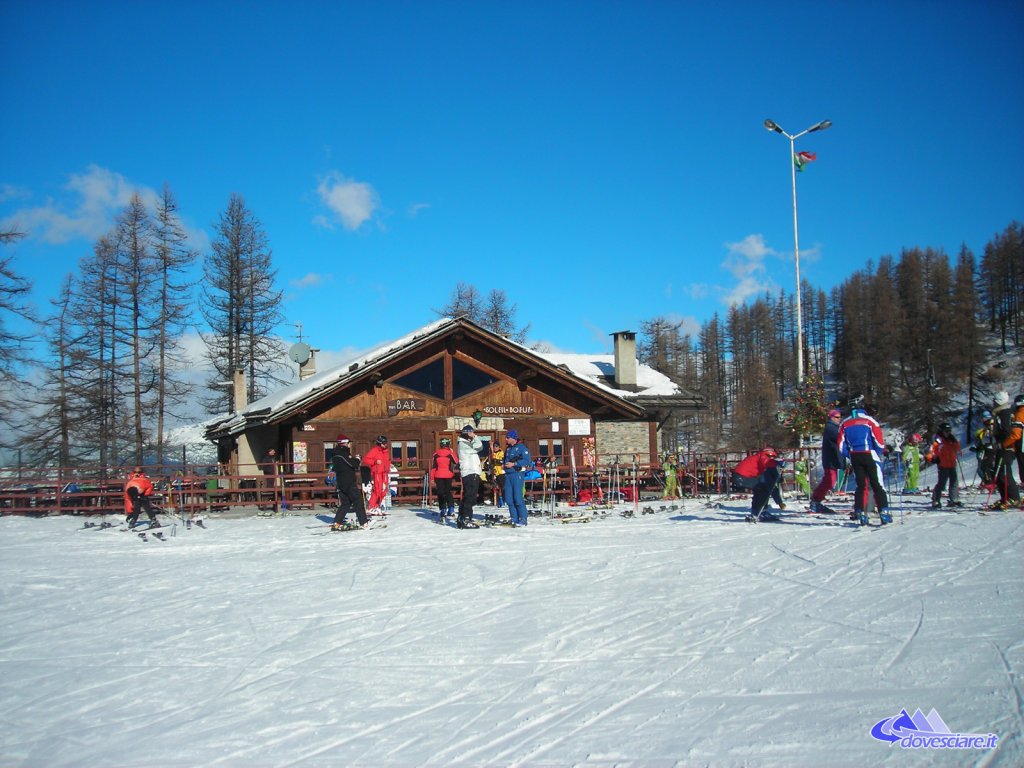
[2,0,1022,369]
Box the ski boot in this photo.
[930,500,942,510]
[858,511,869,526]
[331,519,347,531]
[946,500,964,508]
[879,510,893,525]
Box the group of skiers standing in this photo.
[328,427,534,530]
[428,426,533,528]
[733,388,1024,524]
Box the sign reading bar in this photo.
[387,398,426,416]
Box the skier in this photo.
[662,453,678,499]
[838,405,891,525]
[971,411,997,487]
[429,437,460,522]
[809,409,843,514]
[732,447,786,522]
[331,434,368,530]
[361,435,391,513]
[901,433,923,493]
[488,443,505,507]
[124,468,159,529]
[502,430,533,527]
[991,391,1021,509]
[925,423,963,509]
[1014,394,1024,484]
[455,425,483,528]
[793,457,810,497]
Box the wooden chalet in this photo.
[204,317,702,483]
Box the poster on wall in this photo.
[582,436,596,468]
[567,418,591,436]
[292,441,308,474]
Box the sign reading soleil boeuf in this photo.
[482,405,535,415]
[387,398,426,416]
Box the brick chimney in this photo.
[611,331,637,391]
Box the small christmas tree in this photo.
[781,375,834,445]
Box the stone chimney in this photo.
[232,368,247,413]
[611,331,638,391]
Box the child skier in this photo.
[901,433,923,493]
[926,423,963,509]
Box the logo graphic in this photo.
[870,708,998,750]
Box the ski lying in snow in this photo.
[80,521,116,531]
[137,529,167,541]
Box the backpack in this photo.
[325,470,337,487]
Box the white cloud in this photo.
[1,166,207,249]
[315,172,380,231]
[721,234,778,306]
[408,202,430,218]
[290,272,327,289]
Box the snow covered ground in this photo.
[1,489,1021,768]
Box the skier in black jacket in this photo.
[332,434,368,529]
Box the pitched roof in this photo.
[204,317,700,439]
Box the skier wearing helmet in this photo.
[331,434,368,529]
[837,405,891,526]
[809,409,843,514]
[430,437,460,523]
[925,422,962,509]
[971,410,997,487]
[361,435,392,513]
[991,391,1021,509]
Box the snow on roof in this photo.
[536,352,682,398]
[205,317,683,437]
[205,318,453,435]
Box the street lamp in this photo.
[763,118,832,386]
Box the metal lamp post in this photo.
[763,118,832,386]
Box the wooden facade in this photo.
[205,318,701,481]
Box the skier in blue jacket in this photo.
[502,430,532,527]
[838,406,891,526]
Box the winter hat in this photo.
[911,433,922,444]
[506,429,519,441]
[995,391,1010,406]
[461,424,475,434]
[1015,394,1024,407]
[336,434,350,444]
[828,409,841,419]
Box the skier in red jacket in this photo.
[361,435,391,513]
[124,469,159,529]
[732,448,786,521]
[429,437,460,522]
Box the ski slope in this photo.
[0,492,1021,768]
